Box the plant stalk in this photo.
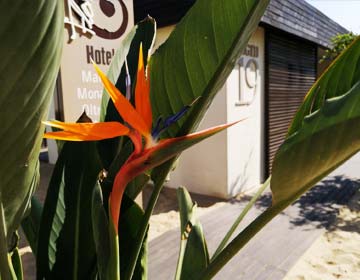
[0,201,11,280]
[211,177,270,260]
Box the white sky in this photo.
[306,0,360,33]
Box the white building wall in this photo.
[166,87,228,197]
[157,25,229,197]
[226,27,265,196]
[167,27,265,198]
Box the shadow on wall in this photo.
[254,175,360,232]
[228,149,254,196]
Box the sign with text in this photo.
[60,0,134,122]
[236,43,261,106]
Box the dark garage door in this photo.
[266,31,317,174]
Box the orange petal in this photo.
[44,131,105,141]
[135,44,152,132]
[92,62,150,138]
[43,121,130,141]
[128,130,143,155]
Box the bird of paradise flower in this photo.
[44,46,239,235]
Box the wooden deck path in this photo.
[148,174,360,280]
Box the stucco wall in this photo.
[156,25,229,197]
[166,27,265,198]
[166,86,228,197]
[226,27,265,196]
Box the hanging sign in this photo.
[60,0,134,121]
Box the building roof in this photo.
[134,0,348,48]
[262,0,348,47]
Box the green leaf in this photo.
[119,195,148,280]
[10,247,23,280]
[91,183,110,280]
[181,224,209,280]
[36,142,101,279]
[0,0,63,243]
[0,201,11,280]
[271,37,360,208]
[126,173,150,200]
[271,81,360,206]
[21,196,43,256]
[177,187,196,235]
[150,0,269,140]
[176,187,209,280]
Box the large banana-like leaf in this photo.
[150,0,269,183]
[37,142,101,279]
[150,0,270,140]
[21,196,43,256]
[271,37,360,206]
[0,0,63,243]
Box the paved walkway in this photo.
[148,154,360,279]
[20,154,360,279]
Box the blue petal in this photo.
[151,97,201,139]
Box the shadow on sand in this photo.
[253,175,360,232]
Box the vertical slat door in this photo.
[266,31,316,173]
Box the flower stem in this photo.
[211,177,270,260]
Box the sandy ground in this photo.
[148,202,226,241]
[143,184,227,241]
[284,192,360,280]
